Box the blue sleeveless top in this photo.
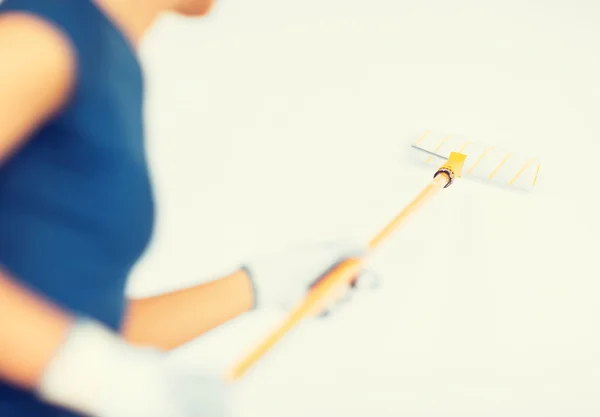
[0,1,154,416]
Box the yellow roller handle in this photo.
[226,153,467,382]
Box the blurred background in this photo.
[129,1,600,416]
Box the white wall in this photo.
[131,1,600,416]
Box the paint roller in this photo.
[410,131,541,191]
[226,131,540,381]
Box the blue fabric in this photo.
[0,1,154,415]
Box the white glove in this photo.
[243,240,380,314]
[37,319,233,417]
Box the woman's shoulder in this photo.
[0,10,76,159]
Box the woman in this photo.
[0,0,378,416]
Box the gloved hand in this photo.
[243,240,380,315]
[37,319,233,417]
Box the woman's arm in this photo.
[121,241,376,351]
[0,271,74,388]
[0,12,77,388]
[122,269,254,350]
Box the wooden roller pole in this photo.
[227,152,467,382]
